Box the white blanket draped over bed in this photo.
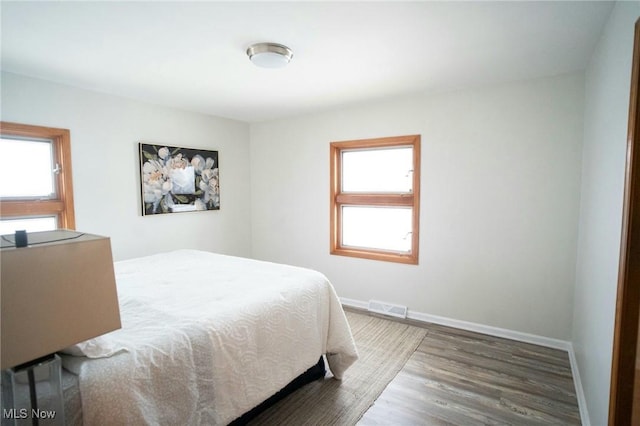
[61,250,358,425]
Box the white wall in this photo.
[250,73,584,340]
[1,72,252,261]
[573,3,639,425]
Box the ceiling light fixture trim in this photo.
[246,42,293,68]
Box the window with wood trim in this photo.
[330,134,420,264]
[0,122,76,234]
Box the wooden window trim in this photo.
[0,122,76,230]
[330,135,420,264]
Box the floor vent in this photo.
[367,300,408,319]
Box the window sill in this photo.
[330,247,418,265]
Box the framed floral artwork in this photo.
[139,143,219,215]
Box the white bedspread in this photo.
[61,250,358,425]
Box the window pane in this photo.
[342,206,412,252]
[342,147,413,193]
[0,216,57,235]
[0,137,55,198]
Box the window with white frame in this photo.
[0,122,76,235]
[330,134,420,264]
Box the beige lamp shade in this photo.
[1,230,121,370]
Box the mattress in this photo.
[59,250,358,425]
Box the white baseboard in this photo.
[408,309,571,351]
[340,297,369,310]
[340,296,590,425]
[567,343,591,426]
[341,296,569,349]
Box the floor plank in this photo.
[355,309,581,425]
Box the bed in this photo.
[59,249,358,425]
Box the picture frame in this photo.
[139,143,219,215]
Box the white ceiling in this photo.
[1,1,614,123]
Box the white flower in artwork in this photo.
[158,147,170,160]
[142,158,171,212]
[199,166,220,208]
[194,198,207,211]
[205,156,215,170]
[142,159,164,180]
[165,153,189,170]
[191,155,206,174]
[162,179,173,194]
[143,187,162,205]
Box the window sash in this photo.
[341,206,413,253]
[0,122,75,230]
[0,136,57,199]
[0,216,58,235]
[341,146,414,194]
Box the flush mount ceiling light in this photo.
[246,42,293,68]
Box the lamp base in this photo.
[1,354,65,426]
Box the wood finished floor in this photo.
[352,310,581,426]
